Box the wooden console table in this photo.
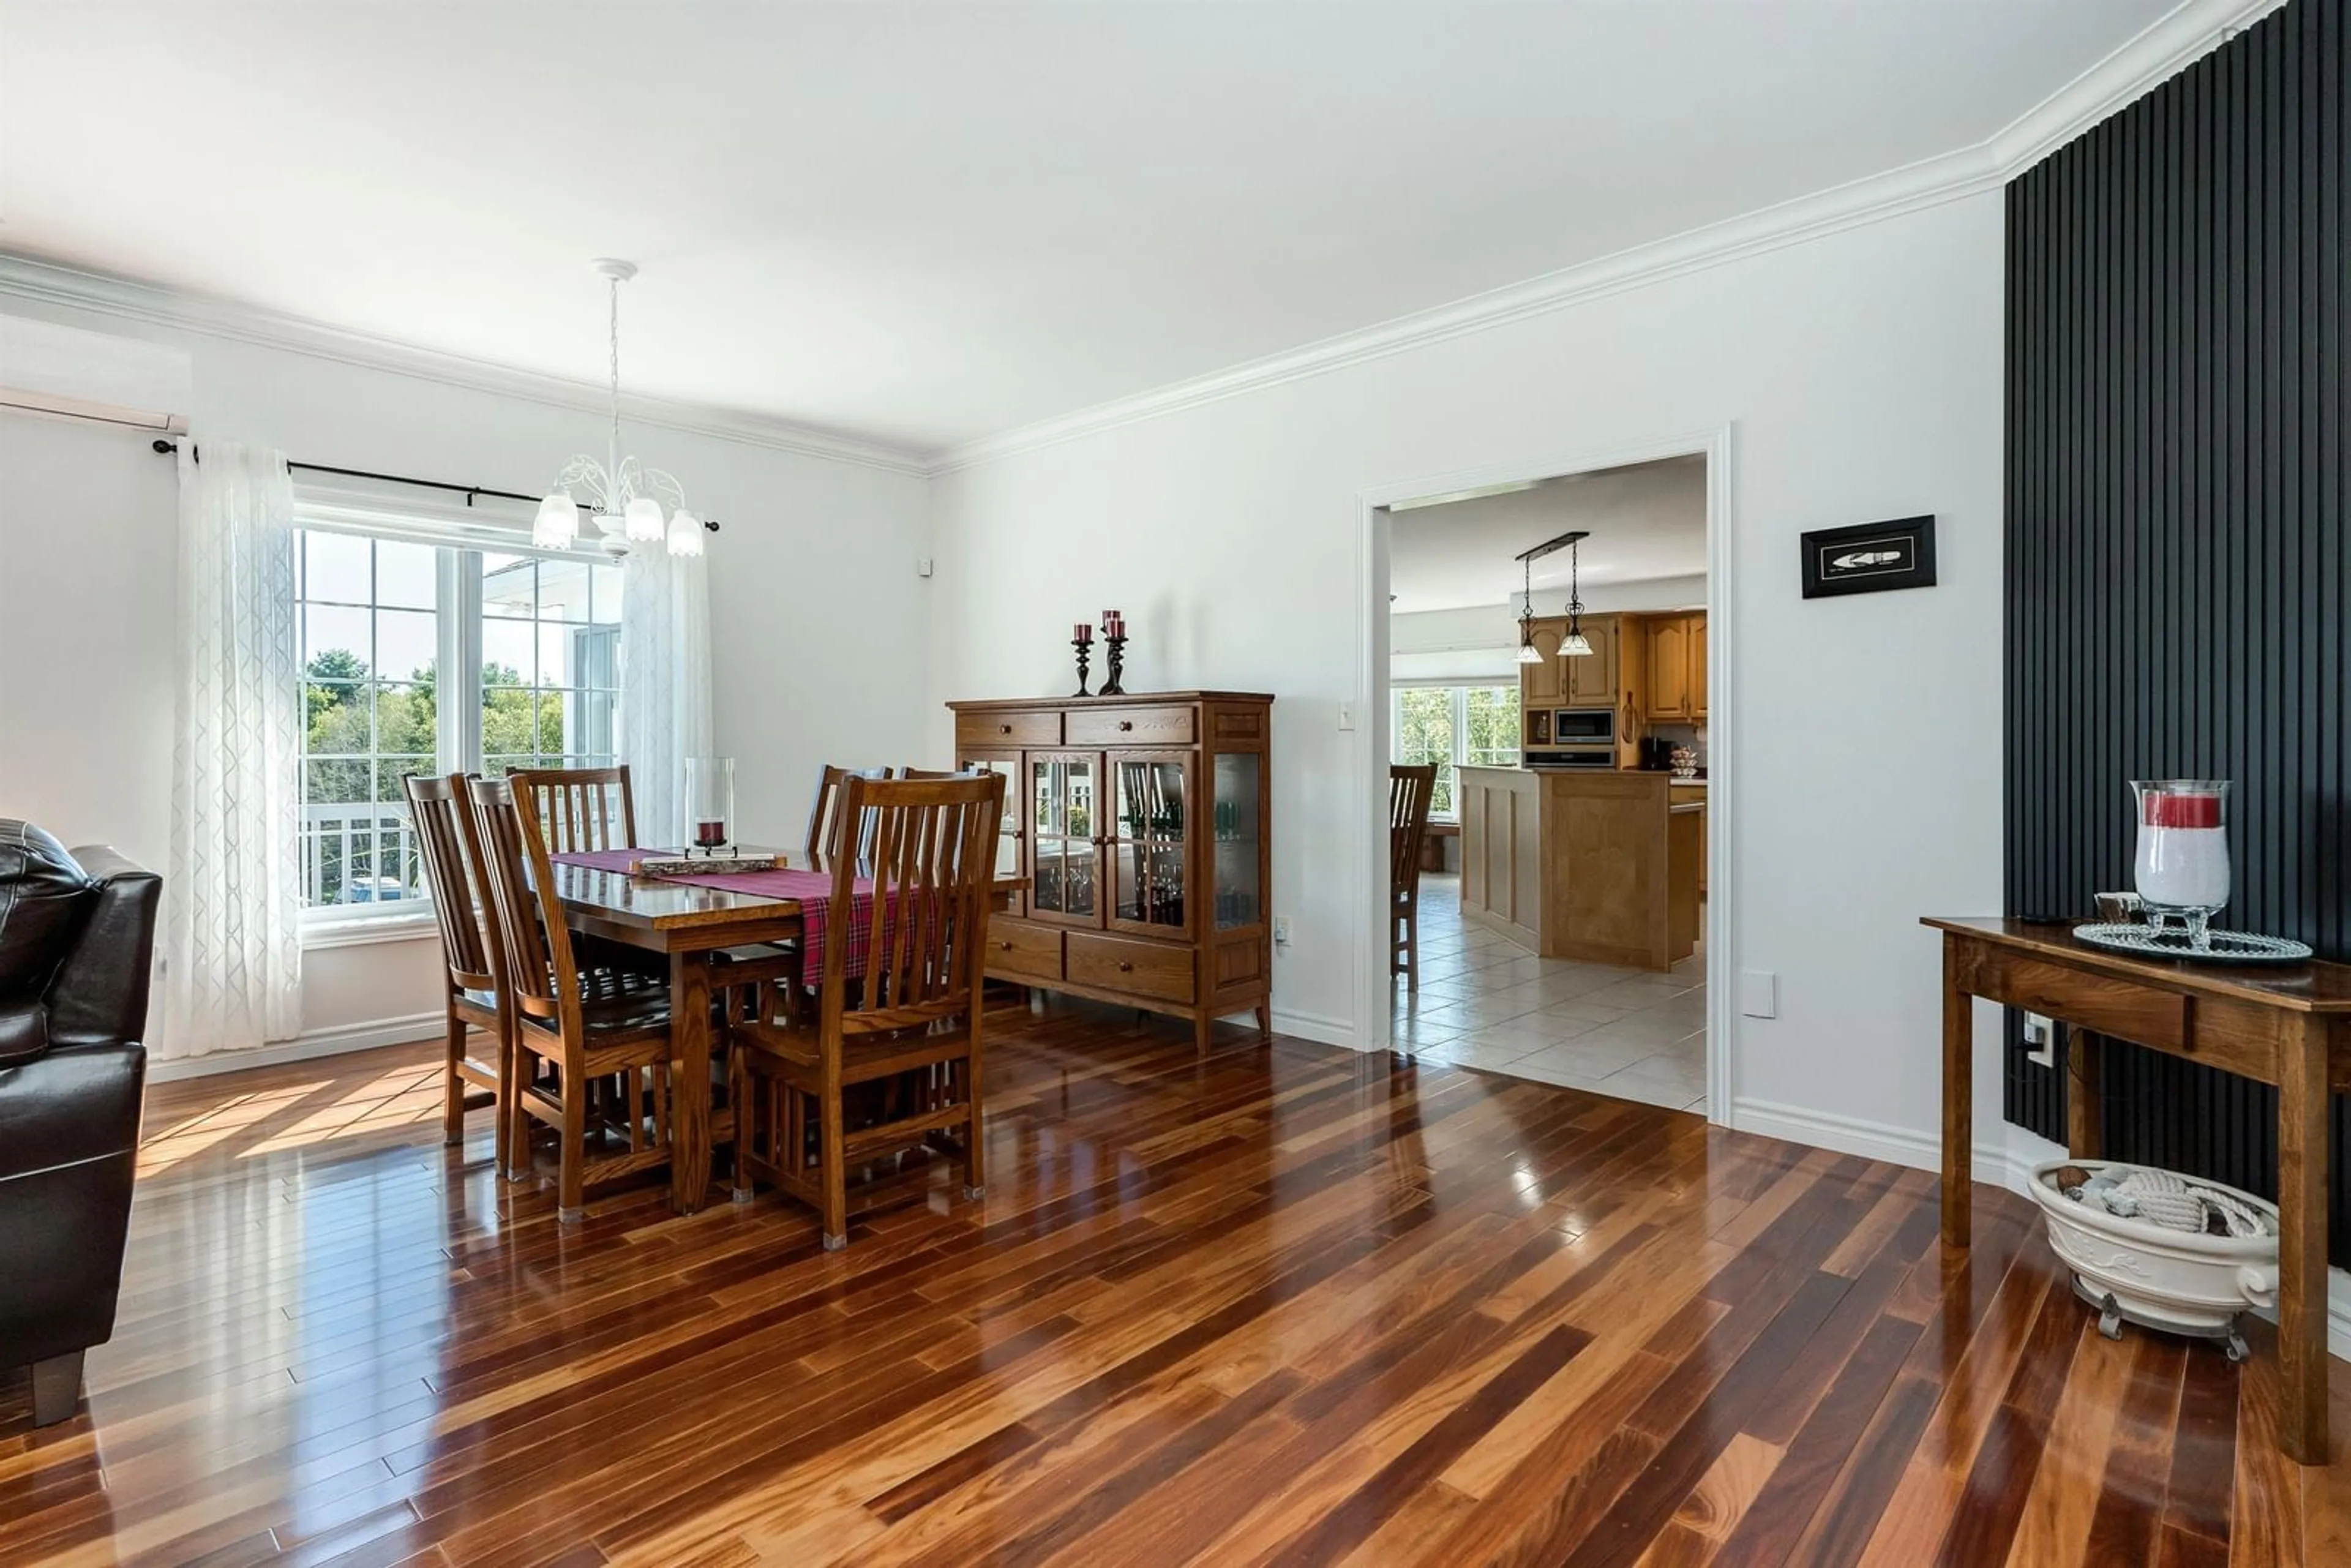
[1925,916,2351,1465]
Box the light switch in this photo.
[1337,703,1355,731]
[1739,969,1777,1019]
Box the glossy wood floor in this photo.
[4,999,2349,1567]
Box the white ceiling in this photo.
[0,1,2177,456]
[1388,456,1706,614]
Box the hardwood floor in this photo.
[3,995,2347,1566]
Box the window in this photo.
[1390,683,1521,820]
[297,525,622,918]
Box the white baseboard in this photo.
[147,1011,440,1082]
[1272,1008,1360,1051]
[1731,1096,2351,1364]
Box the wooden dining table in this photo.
[544,846,1023,1215]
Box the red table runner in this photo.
[550,849,876,986]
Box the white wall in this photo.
[0,302,930,1052]
[928,192,2008,1153]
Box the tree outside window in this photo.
[1390,684,1520,820]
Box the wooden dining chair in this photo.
[1390,764,1439,991]
[805,765,895,865]
[511,765,637,854]
[733,773,1005,1249]
[403,772,510,1169]
[465,775,678,1218]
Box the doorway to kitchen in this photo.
[1362,431,1729,1121]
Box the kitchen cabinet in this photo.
[1692,615,1708,719]
[1562,613,1620,707]
[1521,620,1567,707]
[1670,783,1708,897]
[1647,615,1693,720]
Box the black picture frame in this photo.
[1800,515,1937,599]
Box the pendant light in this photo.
[1515,552,1542,664]
[1561,535,1594,658]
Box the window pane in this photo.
[304,531,371,604]
[376,539,437,610]
[303,604,372,670]
[536,558,591,623]
[375,609,438,683]
[538,623,576,686]
[1463,685,1522,767]
[482,618,536,686]
[482,555,536,619]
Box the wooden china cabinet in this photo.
[947,691,1274,1052]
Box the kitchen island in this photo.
[1455,765,1699,970]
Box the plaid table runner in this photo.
[550,849,874,986]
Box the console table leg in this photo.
[1942,939,1972,1249]
[2067,1030,2102,1160]
[2278,1013,2331,1466]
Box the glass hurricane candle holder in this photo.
[2131,778,2231,950]
[684,756,735,856]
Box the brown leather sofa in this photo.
[0,822,157,1427]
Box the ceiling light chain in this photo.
[534,258,706,559]
[1515,552,1542,664]
[1561,535,1593,658]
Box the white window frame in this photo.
[294,487,618,943]
[1389,680,1520,823]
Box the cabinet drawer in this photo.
[985,917,1062,981]
[1067,931,1195,1004]
[1067,705,1195,746]
[957,711,1062,748]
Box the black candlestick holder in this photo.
[1101,634,1127,696]
[1071,638,1093,697]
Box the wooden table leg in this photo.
[670,949,713,1215]
[2277,1011,2331,1466]
[2066,1029,2102,1160]
[1942,937,1973,1250]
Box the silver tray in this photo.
[2072,923,2313,965]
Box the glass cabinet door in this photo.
[1027,752,1100,926]
[1212,751,1263,929]
[1109,752,1193,936]
[956,752,1026,918]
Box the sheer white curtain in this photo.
[160,441,303,1060]
[620,544,713,847]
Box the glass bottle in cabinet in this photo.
[1028,754,1098,923]
[1111,754,1191,933]
[1212,752,1262,929]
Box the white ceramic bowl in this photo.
[2027,1158,2279,1337]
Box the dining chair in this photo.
[733,773,1005,1249]
[465,775,678,1218]
[403,773,511,1169]
[1389,764,1439,991]
[805,765,896,865]
[511,765,637,855]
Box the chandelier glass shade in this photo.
[1560,535,1593,658]
[535,259,705,559]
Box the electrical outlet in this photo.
[1273,917,1291,945]
[915,555,935,578]
[2023,1011,2057,1068]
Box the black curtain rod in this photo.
[151,439,721,532]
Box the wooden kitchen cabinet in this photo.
[1562,614,1620,707]
[1522,618,1567,707]
[1646,615,1693,720]
[1692,615,1708,719]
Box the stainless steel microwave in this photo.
[1553,708,1617,745]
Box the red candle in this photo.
[695,820,727,847]
[1073,622,1092,643]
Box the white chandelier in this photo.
[534,258,705,559]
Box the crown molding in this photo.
[0,253,932,477]
[933,0,2282,476]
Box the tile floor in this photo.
[1393,871,1708,1112]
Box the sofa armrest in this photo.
[0,1041,145,1367]
[0,1040,145,1184]
[46,848,160,1051]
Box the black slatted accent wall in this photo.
[2005,0,2351,1265]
